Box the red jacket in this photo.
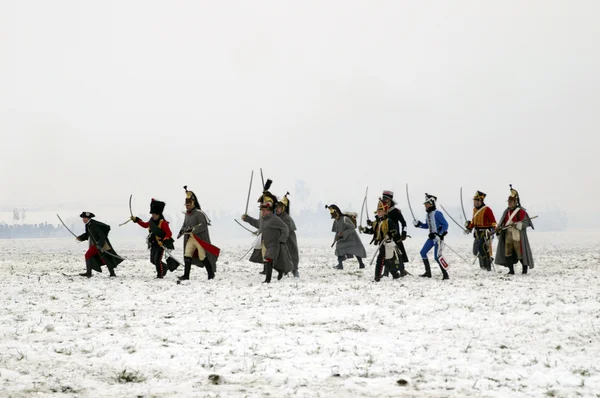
[135,218,172,240]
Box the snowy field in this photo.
[1,232,599,398]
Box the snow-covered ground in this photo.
[1,232,599,397]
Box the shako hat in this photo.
[150,198,166,214]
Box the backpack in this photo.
[344,212,358,229]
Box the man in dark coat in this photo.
[379,190,409,275]
[76,212,123,278]
[494,185,535,274]
[362,200,406,281]
[132,199,176,278]
[327,204,367,270]
[177,186,220,281]
[276,193,300,278]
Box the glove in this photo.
[464,228,471,235]
[516,221,523,230]
[131,216,138,223]
[464,220,471,229]
[366,219,373,226]
[157,240,164,247]
[413,220,421,227]
[241,214,247,221]
[428,233,436,240]
[440,231,447,240]
[359,226,365,233]
[401,230,407,240]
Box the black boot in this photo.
[399,262,408,277]
[277,270,284,281]
[107,266,116,278]
[263,262,273,283]
[392,270,401,279]
[521,261,528,274]
[79,262,92,278]
[333,256,344,270]
[507,263,515,275]
[420,259,432,278]
[484,257,492,271]
[357,257,365,269]
[202,258,215,280]
[478,257,486,270]
[259,263,266,275]
[439,263,449,280]
[292,269,299,278]
[382,263,390,277]
[179,257,192,280]
[155,263,164,278]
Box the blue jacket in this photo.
[418,209,448,235]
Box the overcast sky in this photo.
[1,1,598,220]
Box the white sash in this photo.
[253,233,262,249]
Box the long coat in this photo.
[278,212,299,269]
[244,215,264,264]
[494,207,535,268]
[332,216,367,259]
[386,208,409,263]
[248,213,293,272]
[180,208,218,272]
[77,219,123,273]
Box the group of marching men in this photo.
[324,185,535,281]
[72,182,534,282]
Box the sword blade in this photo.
[129,194,133,217]
[244,170,254,215]
[405,184,416,221]
[439,204,468,232]
[56,214,78,238]
[460,187,468,222]
[234,219,258,235]
[359,186,368,232]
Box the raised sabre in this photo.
[359,186,368,233]
[405,184,416,221]
[56,213,78,238]
[460,187,468,223]
[119,194,134,226]
[244,170,254,215]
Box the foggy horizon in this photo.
[2,1,598,232]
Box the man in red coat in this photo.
[465,191,497,271]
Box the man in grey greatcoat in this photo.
[244,198,293,283]
[276,193,299,278]
[177,186,219,281]
[327,204,367,270]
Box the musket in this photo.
[244,170,254,215]
[460,187,468,223]
[359,186,368,233]
[439,204,468,233]
[405,184,416,221]
[119,194,134,226]
[56,213,78,238]
[234,219,258,235]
